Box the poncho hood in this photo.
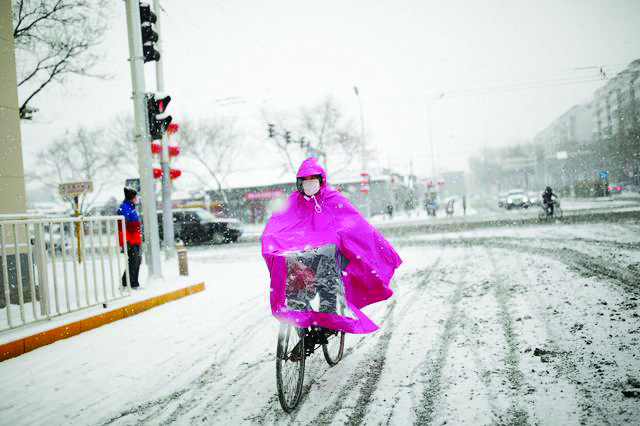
[261,157,402,333]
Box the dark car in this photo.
[158,208,243,245]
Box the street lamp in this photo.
[354,86,370,217]
[427,93,444,179]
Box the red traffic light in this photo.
[146,93,172,140]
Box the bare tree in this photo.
[263,97,361,176]
[12,0,111,119]
[300,97,360,175]
[177,118,242,205]
[34,127,121,213]
[108,113,138,175]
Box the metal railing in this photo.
[0,215,131,332]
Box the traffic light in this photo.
[139,2,160,63]
[268,123,275,138]
[285,131,291,144]
[146,93,172,140]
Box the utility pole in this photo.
[153,0,175,259]
[354,86,370,217]
[124,0,162,278]
[427,93,444,205]
[428,93,444,179]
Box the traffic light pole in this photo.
[124,0,162,278]
[153,0,176,259]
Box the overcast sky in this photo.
[18,0,640,196]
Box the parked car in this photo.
[158,208,243,245]
[498,192,508,209]
[30,224,72,254]
[504,189,530,209]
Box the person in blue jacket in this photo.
[117,187,142,289]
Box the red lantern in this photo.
[151,142,161,154]
[360,172,370,194]
[153,168,162,179]
[167,123,180,134]
[169,169,181,179]
[168,146,180,157]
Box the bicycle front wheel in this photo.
[553,207,563,219]
[276,322,305,412]
[322,330,345,366]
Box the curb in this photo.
[0,282,205,363]
[240,208,640,242]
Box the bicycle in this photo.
[276,318,345,412]
[538,199,563,221]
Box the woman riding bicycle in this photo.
[261,157,402,336]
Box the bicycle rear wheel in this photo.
[322,329,345,366]
[276,322,305,412]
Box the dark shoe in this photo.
[289,342,304,361]
[289,335,315,361]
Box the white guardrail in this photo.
[0,215,131,332]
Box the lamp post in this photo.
[427,93,444,180]
[354,86,370,217]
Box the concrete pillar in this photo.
[0,0,27,216]
[0,0,33,309]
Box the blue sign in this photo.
[599,170,608,179]
[125,178,141,193]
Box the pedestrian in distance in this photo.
[117,187,142,289]
[387,202,394,220]
[462,195,467,216]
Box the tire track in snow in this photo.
[399,236,639,295]
[100,302,275,424]
[307,250,446,425]
[483,247,530,425]
[413,252,471,425]
[511,251,615,425]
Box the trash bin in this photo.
[176,241,188,276]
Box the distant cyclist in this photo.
[542,186,558,216]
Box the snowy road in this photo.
[1,221,639,425]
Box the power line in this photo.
[181,71,610,121]
[365,74,606,108]
[210,1,277,60]
[161,0,269,88]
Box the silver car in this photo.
[505,190,530,209]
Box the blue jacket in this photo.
[117,200,141,246]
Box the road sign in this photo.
[599,170,609,179]
[125,178,141,193]
[58,181,93,263]
[59,181,93,199]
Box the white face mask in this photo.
[302,179,320,196]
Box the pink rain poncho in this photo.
[261,158,402,334]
